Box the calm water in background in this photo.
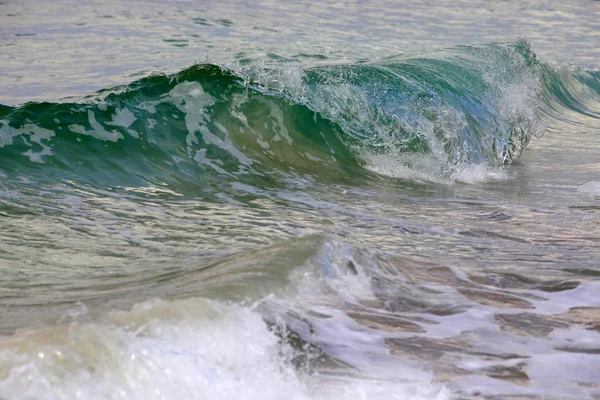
[1,1,600,399]
[3,0,600,104]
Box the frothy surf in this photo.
[0,237,456,400]
[3,236,600,399]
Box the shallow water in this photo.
[1,1,600,399]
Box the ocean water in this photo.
[1,0,600,399]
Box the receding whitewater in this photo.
[1,1,600,399]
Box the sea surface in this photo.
[1,1,600,399]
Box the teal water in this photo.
[1,1,600,399]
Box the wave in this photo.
[2,232,599,399]
[538,64,600,132]
[1,40,597,189]
[0,234,455,399]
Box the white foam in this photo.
[0,295,451,400]
[308,375,454,400]
[69,110,124,142]
[360,152,450,184]
[0,121,56,163]
[0,120,21,148]
[361,150,509,184]
[105,107,139,138]
[141,81,254,173]
[453,164,510,184]
[577,181,600,194]
[254,240,454,400]
[0,299,309,400]
[165,81,214,151]
[106,107,137,129]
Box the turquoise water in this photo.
[1,1,600,399]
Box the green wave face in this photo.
[2,40,594,191]
[0,65,361,195]
[296,40,545,180]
